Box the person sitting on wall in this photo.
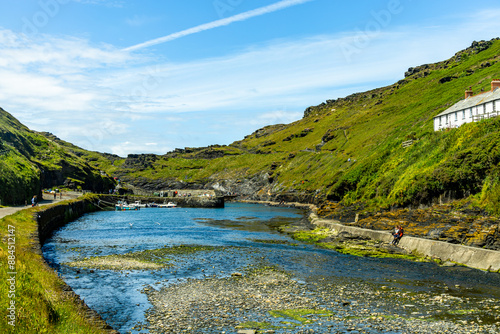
[392,225,404,246]
[391,225,399,244]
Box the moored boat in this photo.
[115,201,140,211]
[158,202,177,208]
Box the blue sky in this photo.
[1,0,500,156]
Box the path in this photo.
[0,192,82,220]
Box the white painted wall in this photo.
[434,101,499,131]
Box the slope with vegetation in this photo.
[99,39,500,216]
[0,109,116,205]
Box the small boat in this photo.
[158,202,177,208]
[115,201,140,211]
[133,201,147,208]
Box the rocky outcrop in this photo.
[311,213,500,272]
[209,172,272,198]
[121,154,158,170]
[317,202,500,251]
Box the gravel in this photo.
[137,268,500,334]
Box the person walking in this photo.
[31,195,37,207]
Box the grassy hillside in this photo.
[100,38,500,213]
[0,109,116,205]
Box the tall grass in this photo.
[0,204,108,334]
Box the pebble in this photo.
[140,268,500,333]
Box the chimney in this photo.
[491,79,500,91]
[465,87,473,98]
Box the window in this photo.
[446,115,449,124]
[439,116,442,126]
[469,109,473,118]
[494,100,497,112]
[455,112,458,121]
[462,110,465,119]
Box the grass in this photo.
[1,108,116,205]
[88,39,500,215]
[0,206,108,334]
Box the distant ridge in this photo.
[2,38,500,214]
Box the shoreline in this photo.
[0,196,118,334]
[240,199,500,272]
[3,196,498,333]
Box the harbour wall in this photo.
[241,199,500,272]
[35,198,99,244]
[97,194,224,208]
[31,197,117,333]
[310,212,500,272]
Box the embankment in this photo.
[96,194,224,208]
[309,211,500,272]
[1,196,118,333]
[242,199,500,272]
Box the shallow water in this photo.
[42,202,500,333]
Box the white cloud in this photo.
[2,8,500,155]
[123,0,314,51]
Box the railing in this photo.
[402,140,414,148]
[472,112,498,122]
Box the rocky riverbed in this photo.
[139,267,500,333]
[46,203,500,334]
[317,201,500,250]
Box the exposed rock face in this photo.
[122,154,158,170]
[317,202,500,251]
[122,177,206,192]
[242,124,287,139]
[209,172,272,197]
[321,129,338,143]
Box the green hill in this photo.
[102,38,500,213]
[0,108,116,205]
[2,39,500,214]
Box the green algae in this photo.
[250,239,299,246]
[65,245,229,271]
[235,321,280,330]
[292,227,331,242]
[269,309,334,324]
[236,309,334,332]
[290,228,429,262]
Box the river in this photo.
[42,202,500,334]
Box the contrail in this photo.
[123,0,314,52]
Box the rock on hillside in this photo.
[0,108,116,205]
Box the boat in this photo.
[115,201,140,211]
[158,202,177,208]
[133,201,147,208]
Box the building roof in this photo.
[435,88,500,118]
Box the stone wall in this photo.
[310,212,500,272]
[96,194,224,208]
[36,198,99,244]
[31,199,118,333]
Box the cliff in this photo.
[0,108,116,205]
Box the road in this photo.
[0,192,82,220]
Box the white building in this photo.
[434,79,500,131]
